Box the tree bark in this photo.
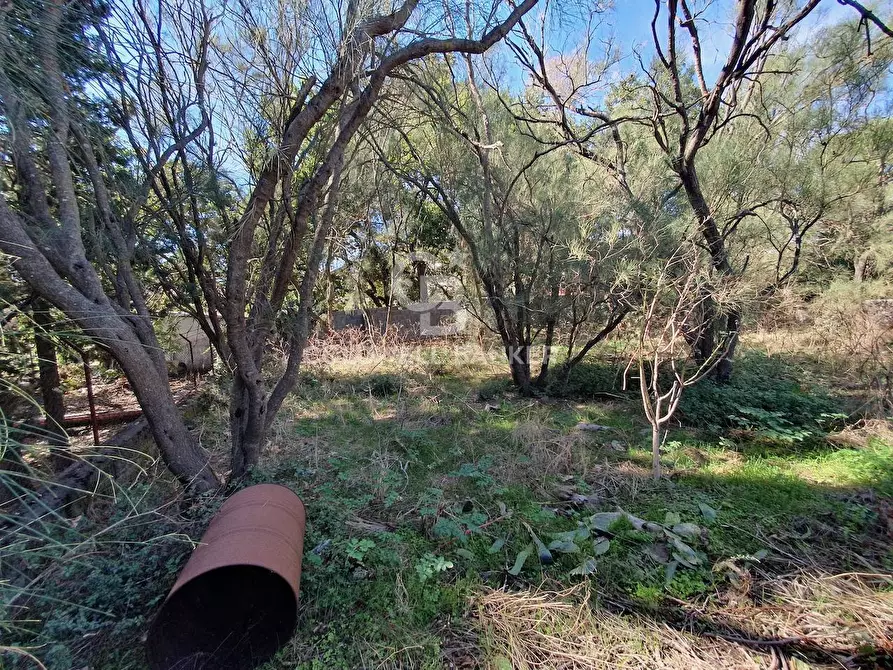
[508,345,532,395]
[0,204,220,492]
[32,300,69,469]
[854,249,872,283]
[651,423,662,481]
[678,165,737,382]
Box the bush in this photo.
[679,352,841,436]
[477,377,510,401]
[363,373,403,397]
[545,360,628,399]
[1,481,214,670]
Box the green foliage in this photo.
[2,482,210,670]
[679,352,841,436]
[546,361,628,399]
[414,553,454,582]
[363,373,403,397]
[345,538,376,562]
[477,377,511,401]
[7,345,891,668]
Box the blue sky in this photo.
[549,0,863,87]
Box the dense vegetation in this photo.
[1,0,891,668]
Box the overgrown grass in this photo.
[3,342,891,669]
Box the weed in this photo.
[364,373,403,397]
[679,351,841,435]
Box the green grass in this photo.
[5,346,892,669]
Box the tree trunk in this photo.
[116,346,220,492]
[679,164,738,382]
[651,423,662,481]
[228,375,267,480]
[535,320,556,388]
[508,345,532,395]
[854,249,872,283]
[32,300,69,469]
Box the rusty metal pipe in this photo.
[81,354,100,445]
[147,484,306,670]
[33,409,144,428]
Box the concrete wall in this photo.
[331,303,464,337]
[162,315,213,372]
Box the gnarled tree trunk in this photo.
[32,300,69,470]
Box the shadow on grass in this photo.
[7,388,890,670]
[255,402,893,668]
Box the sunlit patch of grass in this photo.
[783,441,893,495]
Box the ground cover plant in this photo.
[2,0,892,667]
[4,336,891,669]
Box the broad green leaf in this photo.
[523,521,554,565]
[670,536,702,566]
[646,541,670,564]
[665,560,679,583]
[547,539,580,553]
[488,537,506,554]
[698,503,717,522]
[570,557,598,576]
[508,545,533,576]
[592,537,611,555]
[664,511,682,526]
[671,522,702,541]
[589,512,622,531]
[549,530,578,543]
[455,548,475,560]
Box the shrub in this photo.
[546,360,628,399]
[679,352,841,435]
[363,373,402,397]
[477,377,510,401]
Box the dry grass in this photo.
[717,571,893,655]
[475,573,893,669]
[475,584,764,669]
[502,419,596,494]
[301,327,506,384]
[828,418,893,448]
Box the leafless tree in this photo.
[625,241,729,480]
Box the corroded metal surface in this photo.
[147,484,305,670]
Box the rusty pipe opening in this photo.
[147,484,305,670]
[148,565,296,669]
